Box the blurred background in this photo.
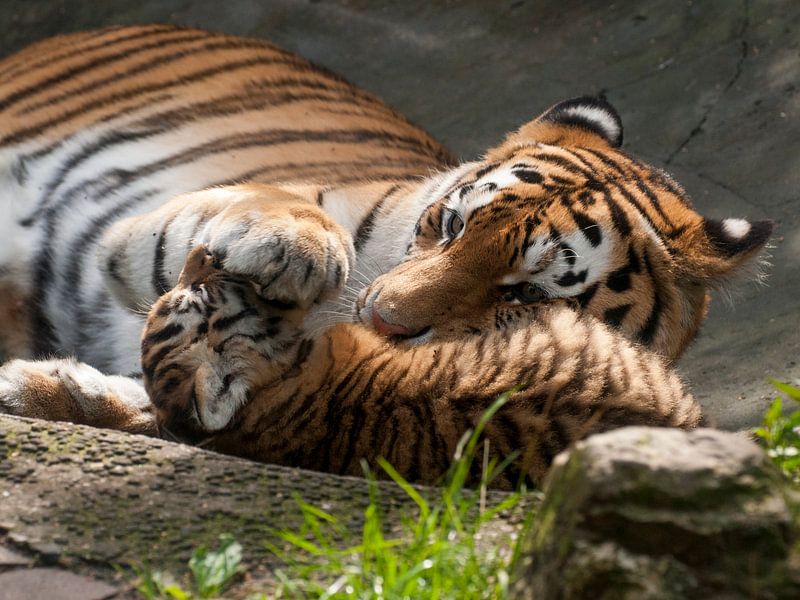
[1,0,798,428]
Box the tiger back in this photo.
[0,25,452,368]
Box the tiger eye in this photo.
[514,282,549,304]
[445,210,464,238]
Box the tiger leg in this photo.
[0,185,351,435]
[98,184,352,314]
[0,358,155,435]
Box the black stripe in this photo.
[283,390,326,437]
[316,356,378,470]
[142,342,180,381]
[211,307,259,331]
[18,92,175,168]
[512,167,543,184]
[555,269,588,287]
[257,246,290,290]
[0,55,328,146]
[105,252,125,287]
[531,152,590,177]
[21,39,306,115]
[206,158,428,190]
[152,219,172,296]
[603,303,633,328]
[0,30,214,113]
[521,216,537,251]
[0,25,182,81]
[578,147,628,177]
[338,361,394,472]
[354,184,400,251]
[636,251,663,345]
[101,129,433,196]
[569,209,602,247]
[575,282,599,308]
[606,246,641,293]
[24,132,429,229]
[558,147,603,175]
[54,189,160,348]
[155,375,184,397]
[283,338,314,378]
[474,162,500,180]
[631,173,675,230]
[258,297,298,311]
[143,322,184,347]
[219,373,235,397]
[647,168,690,205]
[130,76,382,128]
[606,179,665,245]
[36,128,166,218]
[604,190,632,236]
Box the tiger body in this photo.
[0,25,450,371]
[0,26,771,486]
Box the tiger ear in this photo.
[537,96,623,147]
[681,217,773,280]
[491,96,624,156]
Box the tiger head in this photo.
[356,97,772,361]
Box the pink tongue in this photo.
[372,309,413,337]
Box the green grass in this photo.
[132,392,537,599]
[753,379,800,484]
[134,534,243,599]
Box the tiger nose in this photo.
[371,307,414,337]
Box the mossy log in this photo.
[0,414,523,588]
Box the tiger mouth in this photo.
[353,288,433,344]
[389,325,432,345]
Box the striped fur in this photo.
[0,27,772,485]
[143,245,700,487]
[0,25,451,372]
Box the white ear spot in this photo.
[721,218,751,240]
[542,96,624,147]
[560,105,621,146]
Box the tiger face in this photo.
[357,97,772,361]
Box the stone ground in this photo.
[0,0,798,596]
[0,415,527,598]
[2,0,798,429]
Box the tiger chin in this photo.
[0,27,773,488]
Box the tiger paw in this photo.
[0,358,154,433]
[197,192,354,308]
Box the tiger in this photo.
[0,26,771,486]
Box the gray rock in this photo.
[0,546,29,568]
[513,427,800,600]
[0,568,118,600]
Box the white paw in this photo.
[0,359,32,414]
[0,358,99,419]
[0,358,150,423]
[199,210,353,308]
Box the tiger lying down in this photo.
[0,26,771,487]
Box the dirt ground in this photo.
[1,0,798,429]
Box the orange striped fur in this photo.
[0,27,772,486]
